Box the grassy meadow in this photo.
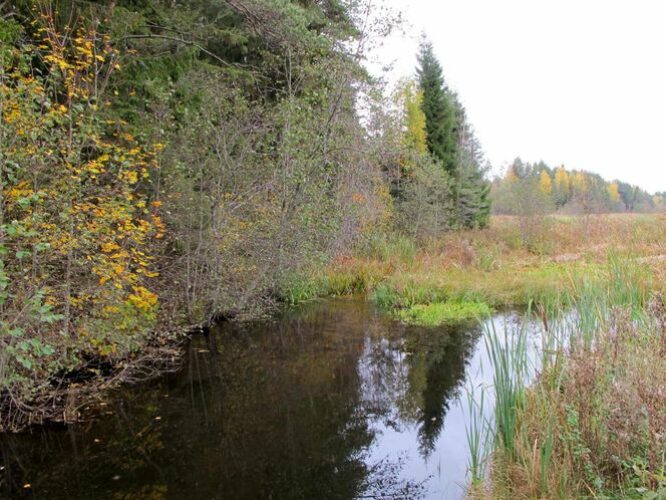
[283,213,666,318]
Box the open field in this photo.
[283,214,666,323]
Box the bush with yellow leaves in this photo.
[0,8,162,402]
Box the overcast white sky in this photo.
[368,0,666,192]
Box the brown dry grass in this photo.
[319,214,666,309]
[480,282,666,499]
[435,213,666,269]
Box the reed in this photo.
[464,383,491,487]
[484,317,530,460]
[472,256,665,498]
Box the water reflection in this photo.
[0,298,490,499]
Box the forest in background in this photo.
[492,157,665,216]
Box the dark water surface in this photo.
[1,298,513,499]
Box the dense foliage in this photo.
[0,0,493,427]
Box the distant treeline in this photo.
[491,158,665,215]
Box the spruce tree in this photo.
[416,39,458,176]
[414,38,491,228]
[453,95,491,228]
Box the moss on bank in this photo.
[395,301,492,326]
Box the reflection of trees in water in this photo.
[361,454,429,499]
[0,387,176,499]
[358,336,413,426]
[408,324,483,455]
[358,319,483,456]
[0,299,482,498]
[0,299,426,499]
[196,302,371,499]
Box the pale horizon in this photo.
[369,0,666,193]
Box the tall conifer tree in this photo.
[453,97,491,227]
[416,38,491,228]
[416,39,458,176]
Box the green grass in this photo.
[465,383,492,487]
[369,262,589,313]
[278,262,390,305]
[485,319,529,459]
[396,301,492,326]
[355,232,417,264]
[468,258,665,499]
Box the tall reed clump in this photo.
[471,258,665,499]
[464,383,492,489]
[484,319,530,460]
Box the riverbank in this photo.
[2,214,664,433]
[469,251,665,498]
[283,214,666,318]
[0,330,188,432]
[285,214,666,497]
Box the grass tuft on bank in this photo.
[396,301,492,326]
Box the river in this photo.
[0,298,529,499]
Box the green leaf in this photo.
[41,313,64,324]
[34,242,50,252]
[16,355,33,370]
[8,328,23,338]
[17,197,32,209]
